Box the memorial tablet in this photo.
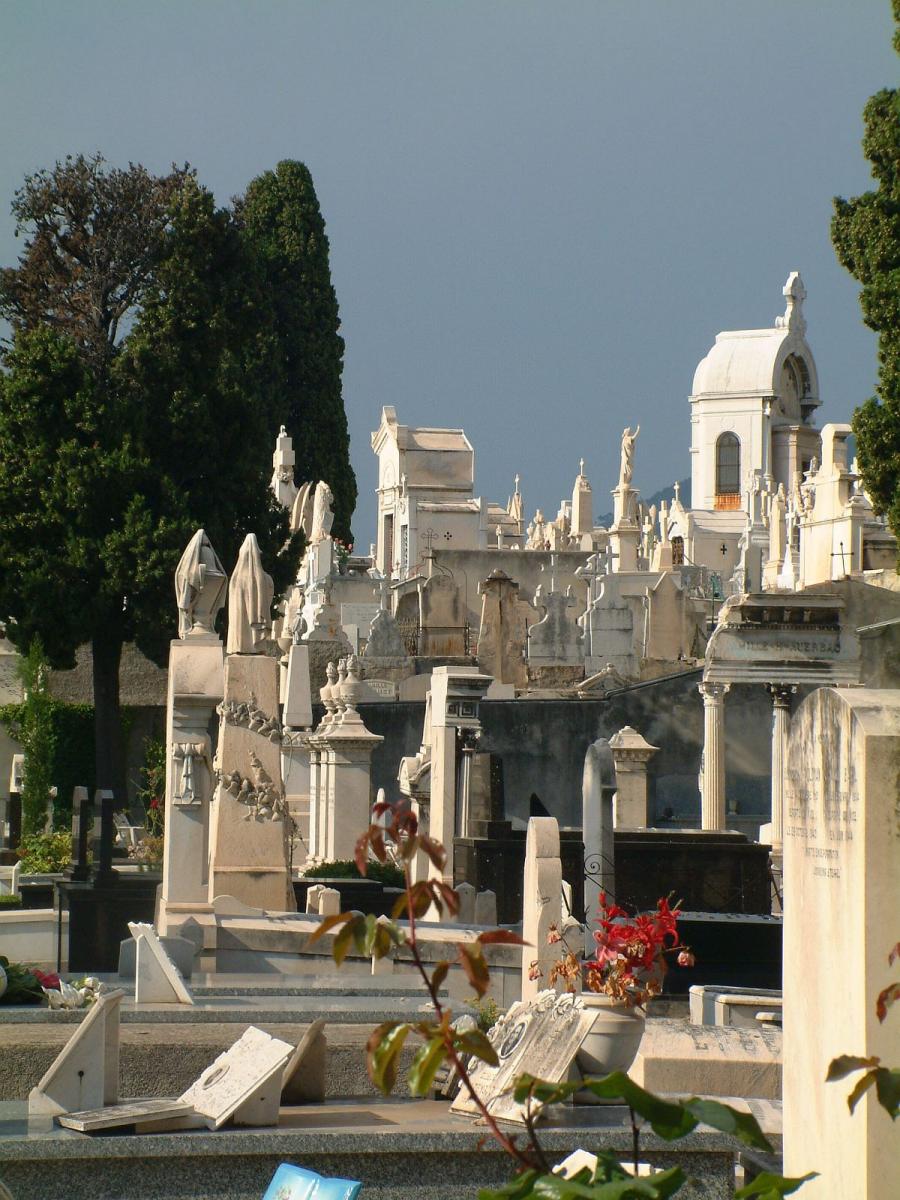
[451,990,593,1123]
[178,1025,294,1129]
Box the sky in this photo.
[1,1,896,544]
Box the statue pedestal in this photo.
[609,485,640,573]
[208,654,294,912]
[158,636,223,937]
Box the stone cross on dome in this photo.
[776,271,806,336]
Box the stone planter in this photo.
[575,993,646,1100]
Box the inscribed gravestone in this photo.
[451,990,593,1124]
[783,688,900,1198]
[179,1025,294,1129]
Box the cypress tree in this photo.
[237,161,357,543]
[832,2,900,543]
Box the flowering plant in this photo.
[128,834,164,866]
[43,975,108,1010]
[333,538,353,571]
[584,893,693,1007]
[537,893,694,1008]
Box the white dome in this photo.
[690,273,819,413]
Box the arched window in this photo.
[716,433,740,496]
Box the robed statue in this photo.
[226,533,274,654]
[174,529,227,639]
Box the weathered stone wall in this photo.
[318,672,778,835]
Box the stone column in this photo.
[521,817,562,1002]
[455,729,480,838]
[306,742,322,859]
[699,681,730,830]
[609,726,659,828]
[319,696,383,862]
[429,724,457,886]
[762,683,796,912]
[767,684,795,849]
[581,738,616,955]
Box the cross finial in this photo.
[673,480,681,503]
[514,473,520,494]
[579,457,585,476]
[776,271,806,334]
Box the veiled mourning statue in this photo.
[174,529,228,639]
[226,533,275,654]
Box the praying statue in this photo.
[226,533,274,654]
[174,529,227,639]
[619,426,640,489]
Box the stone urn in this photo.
[575,993,646,1101]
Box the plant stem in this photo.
[629,1104,640,1175]
[402,866,539,1171]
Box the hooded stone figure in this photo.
[226,533,274,654]
[174,529,227,639]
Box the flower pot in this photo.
[575,994,646,1102]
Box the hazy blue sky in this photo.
[1,2,896,541]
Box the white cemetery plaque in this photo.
[451,990,593,1124]
[28,990,123,1116]
[360,678,397,699]
[179,1025,294,1129]
[128,921,193,1005]
[783,689,900,1198]
[57,1099,194,1133]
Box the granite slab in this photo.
[0,1097,772,1200]
[0,994,452,1025]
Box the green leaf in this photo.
[873,1066,900,1119]
[431,960,450,992]
[735,1171,818,1198]
[306,911,353,944]
[478,1170,542,1199]
[485,1167,685,1199]
[682,1098,772,1152]
[332,915,365,966]
[825,1054,880,1082]
[456,1027,499,1067]
[408,1037,448,1096]
[846,1068,879,1114]
[575,1073,696,1140]
[512,1073,581,1105]
[366,1021,411,1095]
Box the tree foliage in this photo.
[0,156,316,790]
[832,2,900,542]
[238,160,357,542]
[14,638,55,836]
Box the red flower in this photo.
[34,969,60,990]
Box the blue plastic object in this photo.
[262,1162,362,1200]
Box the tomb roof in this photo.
[690,272,819,410]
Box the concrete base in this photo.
[0,1096,768,1200]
